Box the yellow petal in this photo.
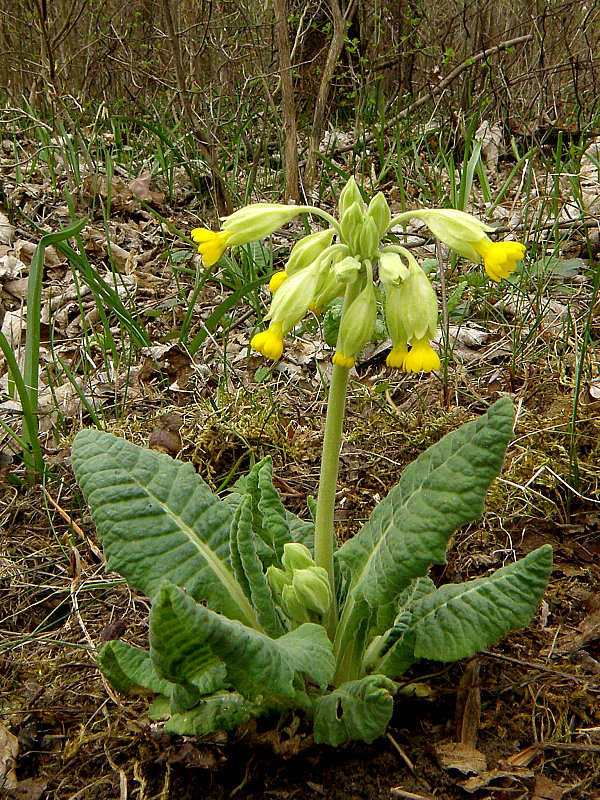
[474,239,526,283]
[402,338,440,373]
[386,343,409,369]
[269,271,288,293]
[191,227,232,266]
[251,323,284,360]
[332,352,355,369]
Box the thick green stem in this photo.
[314,281,360,638]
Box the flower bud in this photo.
[379,252,409,286]
[333,255,362,284]
[333,277,377,368]
[281,584,311,624]
[286,228,336,276]
[367,192,391,237]
[397,263,438,342]
[411,209,494,262]
[310,272,345,314]
[222,203,303,243]
[266,265,318,332]
[281,542,315,572]
[340,201,365,253]
[338,177,363,220]
[359,217,380,261]
[385,284,409,369]
[266,565,291,597]
[291,567,332,616]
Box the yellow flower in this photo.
[403,337,440,373]
[386,342,409,369]
[269,271,288,293]
[473,239,526,282]
[191,228,232,266]
[332,352,355,369]
[251,323,285,360]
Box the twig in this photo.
[386,733,417,776]
[483,651,600,690]
[533,742,600,755]
[332,35,535,158]
[390,789,435,800]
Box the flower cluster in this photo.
[266,543,332,626]
[191,180,526,373]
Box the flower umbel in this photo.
[192,179,523,369]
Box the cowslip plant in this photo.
[71,180,551,745]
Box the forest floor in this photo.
[1,123,600,799]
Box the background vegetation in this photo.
[1,2,600,798]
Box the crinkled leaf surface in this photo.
[149,581,334,700]
[246,457,293,563]
[155,691,259,736]
[97,640,174,695]
[337,399,514,609]
[229,494,285,638]
[71,429,257,627]
[313,675,396,745]
[377,545,552,677]
[411,544,553,662]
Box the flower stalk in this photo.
[190,180,528,642]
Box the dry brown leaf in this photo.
[0,722,18,790]
[433,741,487,776]
[0,253,27,279]
[5,777,48,800]
[459,767,534,793]
[454,659,481,749]
[128,170,165,205]
[0,211,15,245]
[14,239,61,267]
[532,773,565,800]
[541,610,600,657]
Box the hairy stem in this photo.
[314,280,360,638]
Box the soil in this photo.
[3,381,600,800]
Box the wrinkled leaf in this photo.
[411,545,553,662]
[229,494,285,638]
[313,675,396,745]
[149,581,334,699]
[152,691,259,736]
[71,429,258,627]
[338,398,514,609]
[97,640,174,695]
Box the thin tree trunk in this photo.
[273,0,299,202]
[160,0,233,215]
[303,0,357,196]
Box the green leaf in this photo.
[313,675,396,745]
[149,582,333,700]
[71,429,259,628]
[411,544,553,662]
[246,457,293,564]
[338,398,515,610]
[97,640,174,695]
[276,625,335,691]
[229,494,285,638]
[162,691,259,735]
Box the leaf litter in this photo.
[0,124,600,799]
